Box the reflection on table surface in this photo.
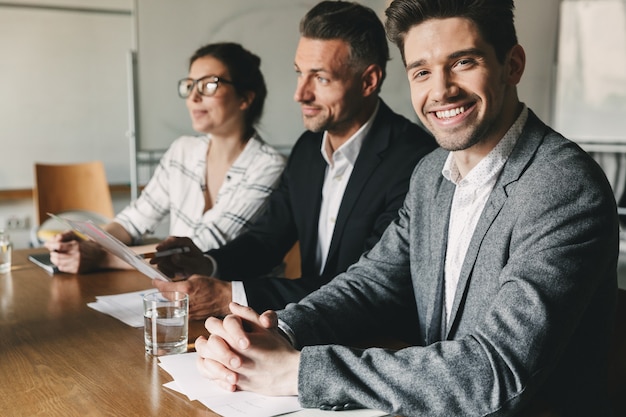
[0,248,214,416]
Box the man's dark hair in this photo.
[190,42,267,132]
[385,0,518,65]
[300,0,389,89]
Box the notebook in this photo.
[28,252,59,274]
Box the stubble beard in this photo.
[433,114,497,152]
[302,113,330,133]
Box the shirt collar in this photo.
[442,105,528,186]
[320,100,380,167]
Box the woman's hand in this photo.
[45,231,106,273]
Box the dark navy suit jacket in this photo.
[207,100,436,312]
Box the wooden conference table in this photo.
[3,248,624,416]
[0,248,218,417]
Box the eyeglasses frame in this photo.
[177,75,235,98]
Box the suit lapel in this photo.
[444,183,508,337]
[444,111,548,337]
[425,175,455,344]
[297,134,327,270]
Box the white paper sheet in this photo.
[287,409,389,417]
[87,289,153,327]
[159,352,302,417]
[158,352,389,417]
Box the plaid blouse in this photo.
[115,133,286,251]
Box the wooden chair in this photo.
[283,241,301,279]
[33,161,115,225]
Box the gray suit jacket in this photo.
[278,110,619,416]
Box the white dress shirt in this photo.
[442,106,528,324]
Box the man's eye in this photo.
[456,58,476,68]
[410,70,429,81]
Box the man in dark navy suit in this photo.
[153,1,436,319]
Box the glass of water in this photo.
[143,291,189,356]
[0,230,12,274]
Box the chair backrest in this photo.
[33,161,115,225]
[283,241,301,279]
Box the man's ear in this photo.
[506,44,526,85]
[361,64,383,97]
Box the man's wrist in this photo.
[277,319,297,348]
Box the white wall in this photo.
[0,0,134,247]
[0,1,134,191]
[516,0,562,123]
[0,0,565,248]
[135,0,561,153]
[134,0,418,151]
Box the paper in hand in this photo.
[48,213,171,281]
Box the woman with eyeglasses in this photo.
[46,42,286,274]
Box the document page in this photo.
[87,289,151,327]
[159,352,301,417]
[49,213,171,281]
[158,353,389,417]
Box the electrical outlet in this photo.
[5,216,30,230]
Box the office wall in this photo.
[0,0,134,191]
[0,0,563,248]
[516,0,561,123]
[0,0,562,189]
[135,0,561,151]
[554,0,626,144]
[134,0,416,151]
[0,0,133,248]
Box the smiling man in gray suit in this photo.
[194,0,619,416]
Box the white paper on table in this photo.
[163,381,185,395]
[159,352,302,417]
[201,394,301,417]
[48,213,171,281]
[285,409,390,417]
[159,352,251,401]
[87,289,153,327]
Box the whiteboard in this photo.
[554,0,626,143]
[0,5,133,189]
[134,0,418,151]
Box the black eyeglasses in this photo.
[177,75,234,98]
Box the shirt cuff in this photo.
[277,319,297,348]
[231,281,249,306]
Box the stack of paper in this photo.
[159,352,302,417]
[87,289,152,327]
[159,353,390,417]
